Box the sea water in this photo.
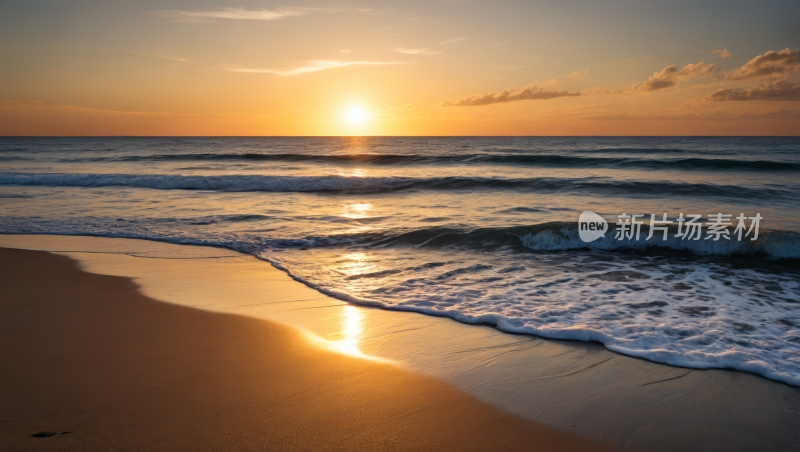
[1,136,799,385]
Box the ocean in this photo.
[1,136,799,385]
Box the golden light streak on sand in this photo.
[327,305,366,357]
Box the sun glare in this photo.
[346,108,364,123]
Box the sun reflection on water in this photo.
[337,168,367,178]
[342,202,373,219]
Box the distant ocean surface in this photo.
[2,136,799,385]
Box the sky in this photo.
[1,0,798,136]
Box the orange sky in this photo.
[1,1,798,136]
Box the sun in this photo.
[346,108,364,123]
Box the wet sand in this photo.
[0,247,611,451]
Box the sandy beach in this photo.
[0,245,612,451]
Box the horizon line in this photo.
[2,135,799,138]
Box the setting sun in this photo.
[346,108,364,124]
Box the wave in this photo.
[359,222,800,260]
[45,152,800,171]
[0,172,794,200]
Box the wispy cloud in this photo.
[724,48,800,80]
[223,60,397,76]
[706,80,800,101]
[441,72,583,106]
[395,48,441,55]
[160,7,375,23]
[341,50,351,53]
[712,49,732,59]
[441,87,579,107]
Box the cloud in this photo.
[712,49,732,59]
[705,80,800,101]
[223,60,397,76]
[341,50,351,53]
[612,56,651,66]
[724,48,800,80]
[163,7,317,22]
[395,48,441,55]
[441,85,579,107]
[631,62,718,92]
[161,7,374,22]
[441,71,585,106]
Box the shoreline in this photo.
[0,247,610,451]
[2,235,800,451]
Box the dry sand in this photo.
[0,247,612,451]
